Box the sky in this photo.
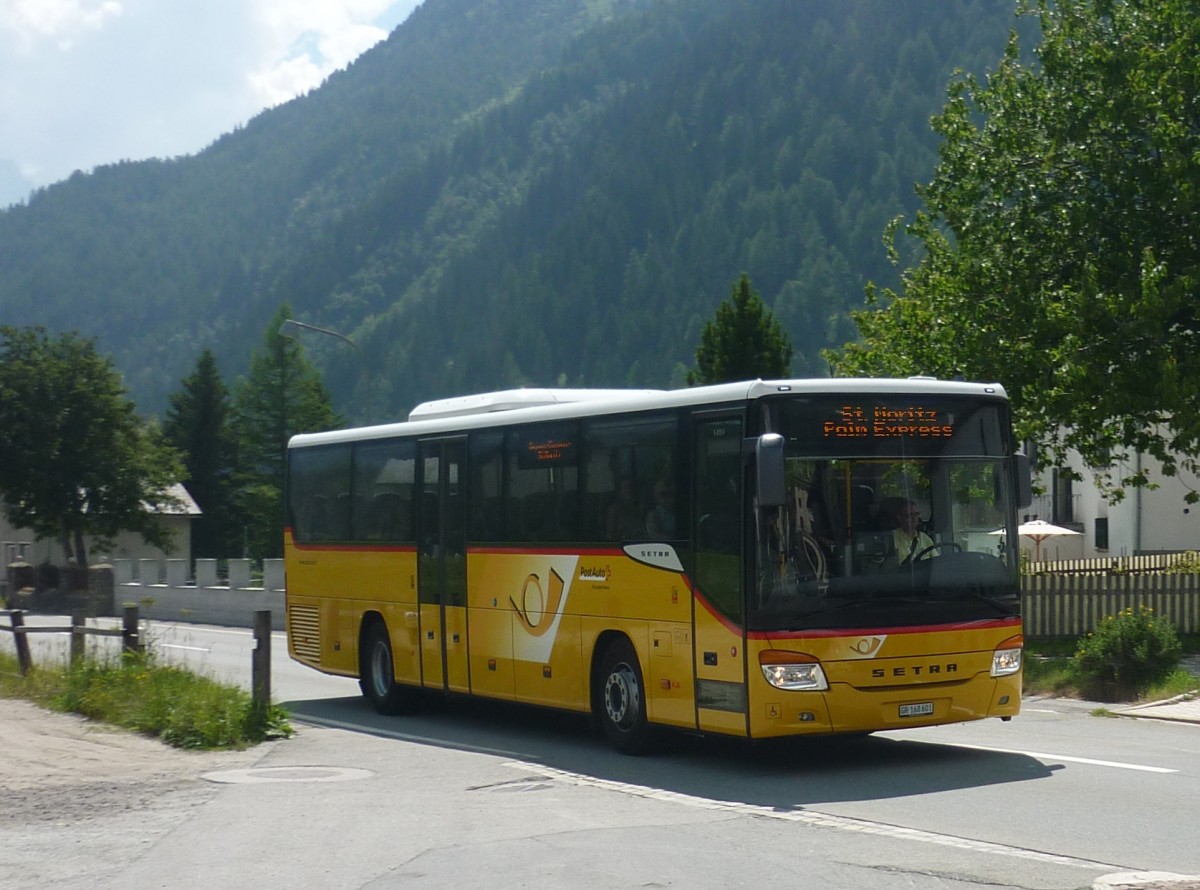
[0,0,423,208]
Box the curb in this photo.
[1095,872,1200,889]
[1114,690,1200,724]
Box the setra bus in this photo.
[284,378,1030,753]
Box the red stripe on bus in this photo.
[289,542,418,553]
[465,545,627,557]
[748,617,1021,641]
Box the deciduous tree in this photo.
[830,0,1200,498]
[0,326,182,569]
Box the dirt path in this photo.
[0,698,264,888]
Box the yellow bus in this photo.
[285,378,1029,753]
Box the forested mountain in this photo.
[0,0,1026,423]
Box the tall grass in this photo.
[0,649,291,749]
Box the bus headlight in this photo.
[991,635,1024,677]
[759,651,829,691]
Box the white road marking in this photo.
[948,742,1177,773]
[505,761,1125,871]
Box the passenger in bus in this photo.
[645,479,676,538]
[883,497,934,564]
[605,477,645,540]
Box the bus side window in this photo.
[352,438,416,544]
[469,431,504,542]
[506,422,579,543]
[583,412,679,543]
[302,496,330,541]
[366,492,402,540]
[290,443,352,542]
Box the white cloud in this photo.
[248,1,394,107]
[0,0,123,50]
[0,0,421,207]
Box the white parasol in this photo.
[990,519,1082,560]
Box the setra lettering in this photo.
[872,663,958,679]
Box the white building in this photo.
[1028,447,1200,561]
[1,483,200,568]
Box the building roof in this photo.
[149,483,202,517]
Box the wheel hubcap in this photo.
[370,642,392,698]
[604,664,640,729]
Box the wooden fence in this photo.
[1024,553,1194,575]
[0,607,274,716]
[0,606,142,675]
[1022,572,1200,637]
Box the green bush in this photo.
[45,651,291,748]
[1166,551,1200,574]
[1074,606,1183,701]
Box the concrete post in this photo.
[166,558,188,588]
[262,559,285,592]
[139,558,162,585]
[88,564,115,616]
[228,558,251,590]
[195,559,219,588]
[112,559,133,584]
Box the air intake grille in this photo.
[288,605,321,663]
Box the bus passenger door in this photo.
[417,438,470,694]
[691,415,749,736]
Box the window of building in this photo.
[1052,469,1074,524]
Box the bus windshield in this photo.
[751,394,1020,631]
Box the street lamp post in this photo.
[277,319,360,355]
[277,318,372,423]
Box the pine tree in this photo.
[687,273,793,386]
[162,349,242,559]
[233,305,341,559]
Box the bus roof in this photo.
[288,377,1009,449]
[407,387,665,421]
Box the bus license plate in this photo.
[899,702,934,718]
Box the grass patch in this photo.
[0,648,291,749]
[1024,635,1200,703]
[1139,668,1200,703]
[1021,655,1078,697]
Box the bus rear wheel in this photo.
[360,620,408,715]
[596,637,653,754]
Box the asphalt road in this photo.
[4,617,1199,889]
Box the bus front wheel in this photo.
[596,637,653,754]
[360,620,408,715]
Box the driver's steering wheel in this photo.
[913,541,964,561]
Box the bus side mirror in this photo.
[1015,453,1032,509]
[756,433,786,508]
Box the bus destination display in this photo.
[824,404,954,440]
